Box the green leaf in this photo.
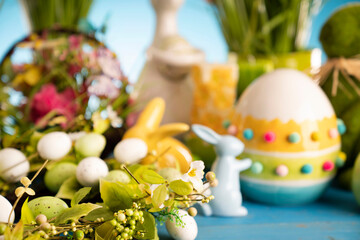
[100,179,132,211]
[24,233,42,240]
[142,169,165,184]
[55,203,102,224]
[21,198,35,224]
[169,180,193,196]
[56,176,82,199]
[5,221,23,240]
[95,221,116,240]
[135,211,156,240]
[71,187,92,207]
[84,204,114,222]
[152,184,168,208]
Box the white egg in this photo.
[76,157,109,187]
[37,132,72,161]
[0,195,14,224]
[114,138,148,164]
[235,69,334,123]
[166,209,198,240]
[0,148,29,183]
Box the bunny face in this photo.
[216,136,244,157]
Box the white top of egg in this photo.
[235,69,335,123]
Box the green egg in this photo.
[158,168,182,182]
[104,170,130,183]
[28,196,68,219]
[75,133,106,157]
[44,162,77,193]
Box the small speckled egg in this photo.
[0,195,14,223]
[44,162,77,193]
[158,168,182,182]
[104,170,130,183]
[166,209,198,240]
[75,133,106,157]
[0,148,29,183]
[76,157,109,187]
[28,196,68,219]
[114,138,148,164]
[37,132,72,161]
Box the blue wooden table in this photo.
[158,188,360,239]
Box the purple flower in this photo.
[86,75,119,99]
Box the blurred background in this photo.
[0,0,358,83]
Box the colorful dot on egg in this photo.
[243,128,254,140]
[288,132,301,143]
[338,151,347,161]
[335,157,345,168]
[322,161,334,172]
[301,164,313,174]
[251,162,263,174]
[227,125,238,136]
[311,132,320,141]
[275,164,288,177]
[337,119,346,135]
[222,120,231,130]
[264,131,276,143]
[328,128,339,139]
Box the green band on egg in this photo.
[241,149,339,181]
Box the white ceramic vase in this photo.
[134,0,204,125]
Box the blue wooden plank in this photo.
[158,188,360,239]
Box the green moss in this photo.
[320,4,360,58]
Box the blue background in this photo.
[0,0,359,83]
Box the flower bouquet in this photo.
[0,97,216,240]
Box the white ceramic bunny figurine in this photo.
[192,124,252,217]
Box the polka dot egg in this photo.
[232,69,342,205]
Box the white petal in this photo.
[192,161,205,171]
[191,178,203,192]
[181,174,191,182]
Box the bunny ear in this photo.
[150,123,189,142]
[136,98,165,130]
[192,124,221,145]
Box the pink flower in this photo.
[68,35,83,50]
[97,48,122,79]
[30,84,78,128]
[86,75,119,99]
[126,112,139,127]
[68,64,82,76]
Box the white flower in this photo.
[106,105,123,128]
[181,161,205,192]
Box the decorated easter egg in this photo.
[76,157,109,187]
[232,69,342,205]
[37,132,72,161]
[0,148,30,183]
